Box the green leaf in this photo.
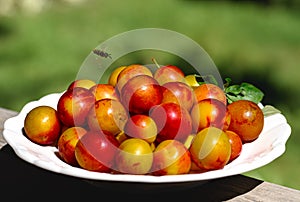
[262,105,281,117]
[224,79,264,104]
[223,77,232,89]
[195,74,219,86]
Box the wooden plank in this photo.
[183,175,300,201]
[0,107,18,149]
[226,180,300,201]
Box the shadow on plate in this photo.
[83,178,209,194]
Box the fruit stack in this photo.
[23,63,264,176]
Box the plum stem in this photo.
[151,58,161,69]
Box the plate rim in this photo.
[3,92,292,184]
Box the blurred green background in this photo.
[0,0,299,190]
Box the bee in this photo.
[92,49,112,59]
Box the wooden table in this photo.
[1,107,299,201]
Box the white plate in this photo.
[3,92,292,185]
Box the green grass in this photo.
[0,0,299,190]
